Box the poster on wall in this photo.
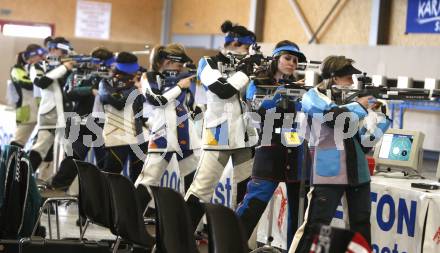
[75,0,112,40]
[406,0,440,33]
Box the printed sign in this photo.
[406,0,440,33]
[75,0,112,39]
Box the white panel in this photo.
[372,75,386,86]
[404,110,440,151]
[397,76,413,88]
[3,24,52,38]
[425,78,440,89]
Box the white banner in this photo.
[256,178,431,252]
[423,194,440,252]
[75,0,112,40]
[368,183,426,253]
[330,181,428,253]
[211,158,236,208]
[256,183,289,250]
[159,154,183,193]
[159,154,236,208]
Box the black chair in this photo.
[105,173,155,253]
[74,160,114,239]
[136,184,156,226]
[204,203,248,253]
[32,157,80,239]
[150,187,199,253]
[136,184,151,217]
[19,237,112,253]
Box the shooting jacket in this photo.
[197,52,257,150]
[142,71,201,153]
[9,65,39,124]
[31,63,70,129]
[302,87,391,185]
[246,80,310,182]
[99,78,148,147]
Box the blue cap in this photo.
[115,62,139,75]
[272,45,306,62]
[225,35,256,45]
[47,42,72,53]
[24,47,47,59]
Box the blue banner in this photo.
[406,0,440,33]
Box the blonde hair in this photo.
[151,43,187,72]
[317,55,355,90]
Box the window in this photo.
[0,20,54,38]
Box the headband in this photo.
[48,42,72,53]
[24,48,47,59]
[224,35,256,45]
[115,62,140,75]
[272,45,306,62]
[321,64,361,79]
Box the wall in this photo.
[388,0,440,46]
[2,0,440,46]
[170,0,250,35]
[0,0,162,44]
[262,0,372,44]
[261,0,440,46]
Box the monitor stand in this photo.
[375,148,425,179]
[375,166,424,179]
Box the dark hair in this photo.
[259,40,300,81]
[47,37,71,55]
[15,52,27,66]
[116,51,137,64]
[221,20,256,47]
[113,51,138,76]
[23,43,44,61]
[26,43,43,53]
[274,40,300,52]
[91,47,114,61]
[44,36,53,47]
[51,37,70,45]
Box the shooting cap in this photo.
[320,55,361,79]
[24,45,47,60]
[158,50,191,63]
[47,37,73,54]
[272,44,306,63]
[221,20,256,46]
[115,51,139,75]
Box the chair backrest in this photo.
[74,160,113,230]
[105,173,154,248]
[50,157,79,189]
[150,187,199,253]
[205,203,248,253]
[0,145,31,238]
[135,184,151,215]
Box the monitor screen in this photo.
[378,133,414,161]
